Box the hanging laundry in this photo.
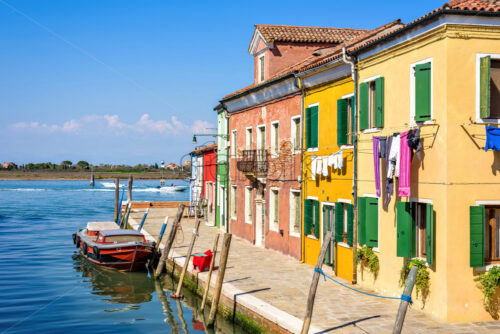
[328,154,335,167]
[311,157,317,181]
[399,132,411,197]
[379,136,387,158]
[373,137,381,197]
[322,157,329,177]
[384,136,394,208]
[485,126,500,152]
[316,156,322,175]
[407,129,422,160]
[337,150,343,170]
[387,134,400,178]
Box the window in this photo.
[397,201,434,265]
[245,186,253,223]
[486,207,500,262]
[270,188,279,231]
[335,202,354,246]
[271,122,279,155]
[322,204,335,266]
[304,199,320,238]
[411,60,432,122]
[230,185,237,218]
[358,197,378,248]
[290,191,300,235]
[258,55,265,83]
[470,205,500,267]
[231,130,237,156]
[257,125,266,150]
[305,105,318,149]
[479,55,500,120]
[291,116,301,151]
[360,77,384,130]
[337,95,354,146]
[246,127,253,149]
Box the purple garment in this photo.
[373,137,381,197]
[384,136,394,208]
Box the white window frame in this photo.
[270,121,280,157]
[246,126,253,150]
[320,202,336,246]
[257,124,266,150]
[410,57,434,126]
[306,102,319,152]
[361,75,382,132]
[245,186,253,224]
[409,197,434,261]
[289,189,301,237]
[231,130,237,156]
[474,200,500,271]
[230,185,237,219]
[291,115,301,154]
[475,53,500,124]
[258,54,265,83]
[269,187,279,232]
[306,196,319,240]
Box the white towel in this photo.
[311,157,317,181]
[337,150,343,170]
[388,135,400,178]
[328,154,335,167]
[316,157,322,175]
[322,157,328,177]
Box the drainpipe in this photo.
[224,108,231,234]
[343,46,359,285]
[294,75,306,263]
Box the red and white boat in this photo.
[73,222,155,272]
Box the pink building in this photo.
[220,25,367,259]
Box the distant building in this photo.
[165,162,178,170]
[2,162,17,169]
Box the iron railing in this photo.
[236,149,268,175]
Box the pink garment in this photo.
[398,131,411,197]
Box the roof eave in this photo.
[220,73,296,103]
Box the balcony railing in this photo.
[236,149,268,176]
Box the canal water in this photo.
[0,180,245,334]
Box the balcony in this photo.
[236,149,268,177]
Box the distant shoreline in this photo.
[0,170,189,181]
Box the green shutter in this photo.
[426,204,434,265]
[366,198,379,248]
[337,98,348,146]
[304,199,312,235]
[396,202,413,258]
[470,206,485,267]
[314,200,320,238]
[351,95,356,135]
[375,77,384,128]
[415,62,431,122]
[305,108,311,149]
[358,197,366,245]
[359,82,369,130]
[347,203,354,246]
[310,106,319,148]
[335,202,344,242]
[480,56,491,119]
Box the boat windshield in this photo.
[104,235,144,243]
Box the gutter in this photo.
[294,75,306,263]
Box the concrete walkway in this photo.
[129,208,500,334]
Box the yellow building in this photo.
[352,1,500,322]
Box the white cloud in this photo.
[191,120,213,134]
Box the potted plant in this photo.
[342,232,348,243]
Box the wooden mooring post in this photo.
[119,202,131,229]
[393,265,418,334]
[128,175,133,202]
[207,233,232,327]
[154,204,185,279]
[171,220,201,299]
[137,208,149,232]
[200,233,220,311]
[114,178,120,222]
[301,231,332,334]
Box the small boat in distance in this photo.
[158,185,188,192]
[101,182,125,188]
[73,222,155,272]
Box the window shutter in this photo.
[335,202,344,242]
[470,205,485,267]
[396,202,413,257]
[426,204,434,265]
[359,82,369,130]
[375,77,384,128]
[323,206,330,265]
[314,201,320,238]
[311,106,319,148]
[351,96,356,134]
[304,199,312,235]
[347,203,354,246]
[366,198,379,248]
[337,99,348,146]
[358,197,366,245]
[415,63,431,122]
[305,108,311,149]
[480,56,491,119]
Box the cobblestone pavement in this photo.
[129,208,500,333]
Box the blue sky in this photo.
[0,0,443,165]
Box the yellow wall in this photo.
[356,24,500,322]
[302,77,354,282]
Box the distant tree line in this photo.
[2,161,190,173]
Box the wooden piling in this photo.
[114,178,120,222]
[137,208,149,232]
[128,175,133,202]
[155,216,170,252]
[207,233,232,327]
[171,220,201,299]
[393,265,418,334]
[154,204,185,279]
[301,231,332,334]
[200,233,220,311]
[119,202,131,229]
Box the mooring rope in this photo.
[314,268,412,304]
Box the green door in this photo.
[323,205,335,267]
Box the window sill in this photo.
[362,128,382,134]
[337,242,351,249]
[271,153,279,158]
[245,220,252,224]
[340,145,354,150]
[476,264,500,272]
[411,119,435,127]
[306,235,319,240]
[289,232,300,238]
[269,226,279,232]
[307,148,319,152]
[476,118,500,124]
[410,257,430,267]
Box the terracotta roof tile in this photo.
[191,143,217,155]
[255,24,369,44]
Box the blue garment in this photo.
[485,126,500,152]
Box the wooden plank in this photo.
[393,266,418,334]
[154,204,185,278]
[200,233,220,311]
